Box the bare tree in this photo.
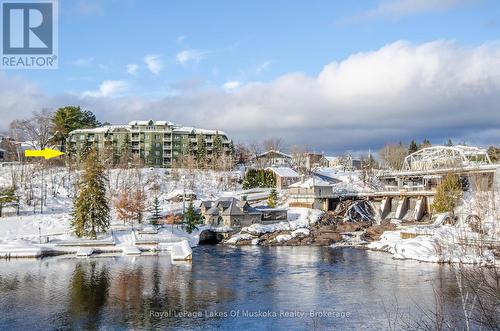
[263,137,284,152]
[9,109,54,149]
[291,144,308,174]
[379,143,407,170]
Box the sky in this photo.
[1,0,500,154]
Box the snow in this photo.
[288,167,381,194]
[241,208,323,235]
[275,234,292,242]
[291,228,309,238]
[266,167,299,178]
[164,188,196,200]
[225,233,253,245]
[368,224,496,264]
[0,165,240,256]
[331,231,367,247]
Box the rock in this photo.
[312,232,342,246]
[363,221,397,241]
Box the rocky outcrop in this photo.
[224,211,391,247]
[362,220,397,241]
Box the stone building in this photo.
[202,197,262,229]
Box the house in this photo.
[325,156,341,168]
[266,167,300,189]
[324,155,362,170]
[253,150,293,168]
[165,189,197,202]
[293,153,329,172]
[202,197,262,229]
[255,206,288,222]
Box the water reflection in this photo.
[0,247,466,330]
[69,261,110,330]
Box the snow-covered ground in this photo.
[368,212,498,264]
[0,165,242,253]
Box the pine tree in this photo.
[268,189,278,208]
[183,201,204,234]
[213,131,223,169]
[0,186,17,217]
[445,139,453,147]
[421,139,432,149]
[72,148,110,239]
[197,135,207,168]
[148,140,156,166]
[432,173,463,215]
[151,195,161,225]
[408,139,419,155]
[119,134,132,166]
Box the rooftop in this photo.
[267,167,300,178]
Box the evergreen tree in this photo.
[183,201,204,234]
[445,139,453,147]
[197,135,207,167]
[213,131,223,169]
[421,139,432,149]
[148,141,156,166]
[151,195,162,225]
[52,106,100,152]
[408,139,419,155]
[268,189,278,208]
[432,173,463,215]
[242,169,276,189]
[72,148,110,239]
[119,134,132,166]
[0,186,17,217]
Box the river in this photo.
[0,246,466,330]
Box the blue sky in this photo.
[27,0,499,94]
[2,0,500,153]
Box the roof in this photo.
[255,150,292,159]
[325,156,340,162]
[173,126,227,136]
[200,201,212,208]
[128,120,174,126]
[71,125,131,134]
[206,207,220,216]
[266,167,299,178]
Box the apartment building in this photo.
[67,120,233,167]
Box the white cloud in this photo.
[176,49,205,65]
[81,80,129,98]
[347,0,470,21]
[223,81,241,90]
[2,40,500,153]
[144,54,163,75]
[69,57,94,67]
[126,63,139,75]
